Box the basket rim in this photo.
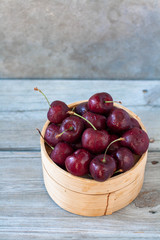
[40,101,148,185]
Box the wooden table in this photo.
[0,80,160,239]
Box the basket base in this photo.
[42,164,144,217]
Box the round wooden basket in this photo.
[40,101,148,216]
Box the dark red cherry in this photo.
[107,134,121,154]
[65,149,92,176]
[106,106,120,118]
[82,128,110,154]
[109,106,119,113]
[130,117,141,129]
[121,127,149,155]
[47,100,69,124]
[50,142,74,167]
[89,155,116,182]
[44,123,61,147]
[82,111,107,130]
[75,102,88,115]
[88,92,113,114]
[114,147,135,172]
[107,108,131,132]
[58,116,84,143]
[34,88,69,124]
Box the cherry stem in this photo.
[36,128,54,150]
[34,87,51,108]
[103,137,125,161]
[68,111,97,130]
[72,106,76,112]
[104,101,122,104]
[115,169,123,174]
[55,126,74,139]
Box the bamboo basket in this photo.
[40,101,148,216]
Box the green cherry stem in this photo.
[72,106,76,112]
[55,126,74,139]
[104,100,122,104]
[68,111,97,130]
[114,169,123,174]
[103,137,125,162]
[34,87,51,108]
[36,128,54,150]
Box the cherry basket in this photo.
[40,101,148,216]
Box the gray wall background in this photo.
[0,0,160,79]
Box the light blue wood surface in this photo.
[0,80,160,239]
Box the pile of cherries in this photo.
[35,88,149,182]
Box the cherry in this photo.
[107,134,121,154]
[121,127,149,155]
[130,117,141,129]
[109,106,119,113]
[34,88,69,124]
[82,128,110,154]
[65,149,92,176]
[48,100,69,124]
[88,92,114,114]
[44,123,61,147]
[50,142,74,167]
[89,155,116,182]
[36,128,74,167]
[82,111,107,130]
[68,110,96,130]
[75,102,88,115]
[67,110,110,154]
[114,147,135,172]
[57,116,84,143]
[107,108,131,132]
[89,136,127,181]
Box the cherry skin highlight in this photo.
[65,149,92,176]
[89,155,116,182]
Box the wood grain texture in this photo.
[1,80,160,111]
[0,151,160,239]
[0,80,160,151]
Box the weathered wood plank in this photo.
[0,80,159,150]
[0,151,159,239]
[0,231,159,240]
[0,106,159,151]
[0,80,160,112]
[0,80,160,150]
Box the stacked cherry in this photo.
[35,88,149,182]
